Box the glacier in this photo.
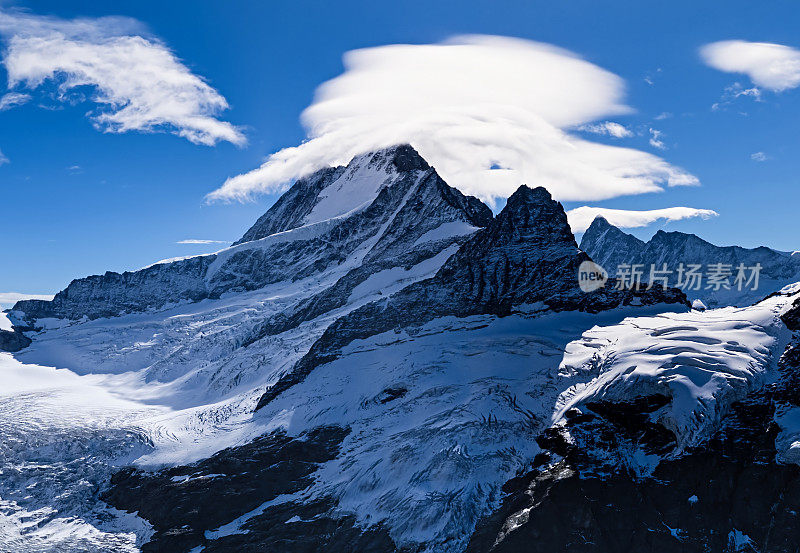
[2,145,800,552]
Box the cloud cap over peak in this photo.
[567,206,719,233]
[209,35,698,204]
[701,40,800,91]
[0,8,244,146]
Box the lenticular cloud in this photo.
[566,206,719,233]
[209,35,698,205]
[701,40,800,92]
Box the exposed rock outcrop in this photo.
[256,185,687,409]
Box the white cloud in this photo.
[644,67,662,86]
[701,40,800,92]
[176,239,228,245]
[654,112,672,120]
[751,151,769,162]
[648,128,666,150]
[209,36,698,205]
[0,292,54,309]
[710,82,762,111]
[567,206,718,233]
[0,9,244,146]
[0,91,30,110]
[0,148,7,166]
[577,121,632,138]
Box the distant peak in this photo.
[587,215,612,230]
[651,229,688,240]
[583,216,632,239]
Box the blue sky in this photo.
[2,0,800,296]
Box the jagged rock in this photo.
[0,327,31,352]
[466,290,800,553]
[578,216,647,274]
[256,185,687,409]
[12,145,491,323]
[102,426,359,553]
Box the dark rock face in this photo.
[101,426,390,553]
[12,145,491,324]
[234,166,348,245]
[465,309,800,553]
[256,186,687,410]
[0,327,31,352]
[13,255,215,321]
[199,498,400,553]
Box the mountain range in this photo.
[580,215,800,307]
[1,145,799,553]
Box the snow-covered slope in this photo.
[579,216,800,307]
[555,292,790,455]
[466,284,800,553]
[4,145,799,553]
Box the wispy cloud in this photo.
[577,121,632,138]
[0,148,7,166]
[0,91,30,111]
[209,36,697,205]
[751,151,769,162]
[648,128,666,150]
[176,239,228,245]
[567,206,718,233]
[0,8,244,146]
[643,67,662,86]
[701,40,800,92]
[710,82,762,111]
[654,112,672,120]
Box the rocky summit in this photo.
[2,146,798,553]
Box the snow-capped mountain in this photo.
[580,215,800,307]
[2,146,799,553]
[467,284,800,552]
[12,145,491,323]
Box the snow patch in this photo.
[555,294,794,452]
[411,221,479,248]
[302,150,401,226]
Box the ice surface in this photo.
[555,293,795,452]
[0,312,12,332]
[302,151,399,226]
[3,275,800,551]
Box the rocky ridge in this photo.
[580,216,800,307]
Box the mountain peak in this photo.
[506,184,553,206]
[579,217,646,276]
[380,143,429,172]
[491,184,575,248]
[235,145,433,245]
[585,215,612,232]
